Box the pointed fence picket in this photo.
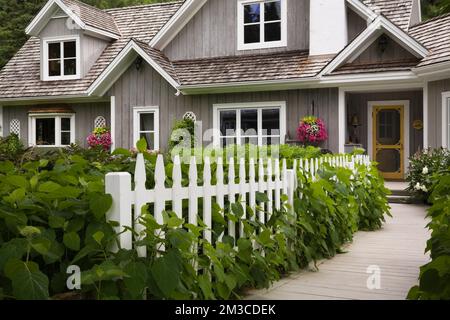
[105,154,370,256]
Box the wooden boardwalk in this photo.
[246,204,430,300]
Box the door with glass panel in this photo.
[373,105,404,180]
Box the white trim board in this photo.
[133,106,160,151]
[367,100,410,176]
[212,101,286,148]
[25,0,119,40]
[88,40,180,96]
[320,15,428,76]
[442,91,450,148]
[110,96,116,152]
[423,82,429,149]
[237,0,287,51]
[42,35,81,81]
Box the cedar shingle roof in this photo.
[173,51,333,86]
[362,0,413,30]
[0,1,182,99]
[1,0,450,99]
[409,13,450,68]
[62,0,120,36]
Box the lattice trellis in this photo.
[10,119,20,137]
[94,116,107,128]
[183,111,197,122]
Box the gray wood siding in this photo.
[352,35,417,64]
[107,62,340,152]
[2,102,110,147]
[38,19,110,78]
[347,7,366,42]
[163,0,310,61]
[428,78,450,148]
[347,91,423,156]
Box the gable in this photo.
[347,5,367,42]
[350,34,419,64]
[162,0,310,61]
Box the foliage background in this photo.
[0,0,450,68]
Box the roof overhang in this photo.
[88,40,180,97]
[25,0,120,40]
[149,0,207,50]
[413,60,450,81]
[346,0,378,22]
[319,15,429,76]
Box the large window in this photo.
[29,114,75,147]
[133,107,160,150]
[43,36,80,80]
[214,102,286,147]
[237,0,287,50]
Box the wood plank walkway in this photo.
[246,204,430,300]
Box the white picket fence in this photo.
[105,153,370,257]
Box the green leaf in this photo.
[136,137,147,153]
[112,148,132,157]
[5,260,49,300]
[38,181,61,193]
[6,176,29,189]
[123,262,148,298]
[30,238,51,256]
[89,194,112,220]
[92,231,104,246]
[198,274,213,299]
[48,215,66,229]
[150,250,182,297]
[0,239,28,270]
[63,232,80,251]
[256,192,269,203]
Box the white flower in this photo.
[350,175,355,180]
[422,167,429,175]
[421,185,428,192]
[414,182,422,191]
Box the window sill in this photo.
[237,41,287,51]
[42,75,81,81]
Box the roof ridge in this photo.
[104,0,184,12]
[410,12,450,28]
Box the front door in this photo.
[373,105,404,180]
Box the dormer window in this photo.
[237,0,287,51]
[43,36,80,81]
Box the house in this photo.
[0,0,449,179]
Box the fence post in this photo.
[105,172,132,252]
[249,158,256,221]
[216,157,225,241]
[203,157,212,244]
[172,155,183,219]
[134,153,148,258]
[239,158,247,237]
[228,157,236,240]
[274,158,281,211]
[266,159,273,219]
[286,169,295,208]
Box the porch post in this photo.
[110,95,116,151]
[338,88,346,154]
[423,82,428,149]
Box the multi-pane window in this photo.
[30,115,75,147]
[133,107,160,150]
[238,0,286,50]
[216,103,285,147]
[44,37,80,80]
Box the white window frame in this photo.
[442,92,450,149]
[237,0,287,51]
[213,101,286,147]
[28,113,75,147]
[42,35,81,81]
[133,107,160,151]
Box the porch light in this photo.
[378,35,389,54]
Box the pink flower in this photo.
[297,116,328,144]
[87,130,112,151]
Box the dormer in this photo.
[25,0,120,81]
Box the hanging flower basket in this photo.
[297,116,328,146]
[87,127,112,151]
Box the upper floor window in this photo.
[237,0,287,51]
[43,36,80,81]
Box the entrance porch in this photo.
[343,89,424,180]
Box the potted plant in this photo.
[297,116,328,147]
[87,127,112,151]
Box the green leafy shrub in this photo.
[168,118,196,152]
[0,144,390,300]
[407,148,450,202]
[408,170,450,300]
[0,134,25,162]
